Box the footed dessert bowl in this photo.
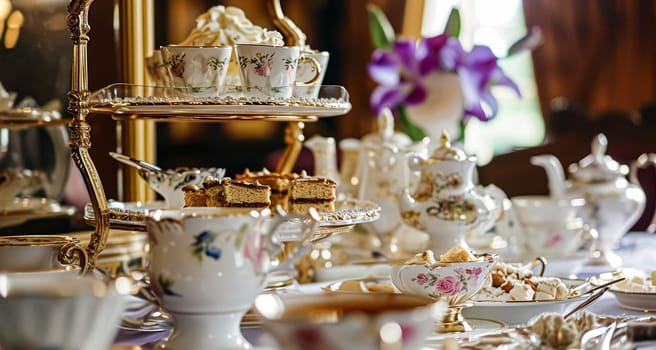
[390,246,495,332]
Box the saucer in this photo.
[0,197,76,228]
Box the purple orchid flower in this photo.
[447,43,521,121]
[368,33,522,123]
[368,38,438,117]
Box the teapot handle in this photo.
[629,153,656,232]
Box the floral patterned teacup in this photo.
[145,49,171,87]
[500,195,594,259]
[390,256,495,306]
[160,45,232,96]
[293,50,329,99]
[145,207,317,350]
[234,44,321,99]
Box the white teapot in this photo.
[400,131,503,254]
[531,133,652,267]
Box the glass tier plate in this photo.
[0,108,70,129]
[83,199,381,242]
[88,83,352,121]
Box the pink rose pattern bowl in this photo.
[391,257,495,305]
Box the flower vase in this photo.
[404,72,464,147]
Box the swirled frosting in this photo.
[178,6,284,47]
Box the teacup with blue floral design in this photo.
[145,207,317,349]
[234,44,321,99]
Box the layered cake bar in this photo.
[182,184,209,207]
[288,175,336,214]
[235,168,298,210]
[203,177,271,208]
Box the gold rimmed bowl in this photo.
[390,255,496,332]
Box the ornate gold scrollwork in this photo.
[66,0,93,44]
[58,241,89,275]
[67,0,109,271]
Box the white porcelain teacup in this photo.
[499,195,594,258]
[160,45,232,96]
[234,44,321,99]
[0,272,130,350]
[145,207,317,349]
[0,235,88,273]
[294,50,329,99]
[145,49,171,87]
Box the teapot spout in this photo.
[399,189,416,213]
[530,154,568,198]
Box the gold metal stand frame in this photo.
[66,0,315,269]
[67,0,108,270]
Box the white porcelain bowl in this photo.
[463,279,589,325]
[0,271,130,349]
[390,256,496,305]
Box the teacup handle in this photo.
[267,207,321,273]
[629,153,656,233]
[58,241,89,275]
[528,256,547,277]
[294,55,321,86]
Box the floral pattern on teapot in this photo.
[400,131,505,254]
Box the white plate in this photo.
[314,263,393,282]
[464,279,590,326]
[0,197,76,228]
[423,318,506,345]
[610,290,656,312]
[591,269,656,311]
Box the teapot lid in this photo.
[428,130,468,161]
[568,133,628,183]
[362,108,413,147]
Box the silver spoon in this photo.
[563,277,625,320]
[109,151,163,173]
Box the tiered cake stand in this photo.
[66,0,361,269]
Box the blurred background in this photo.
[1,0,655,231]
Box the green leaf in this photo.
[367,3,395,50]
[397,106,428,142]
[506,26,542,57]
[443,8,461,38]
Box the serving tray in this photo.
[88,83,352,121]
